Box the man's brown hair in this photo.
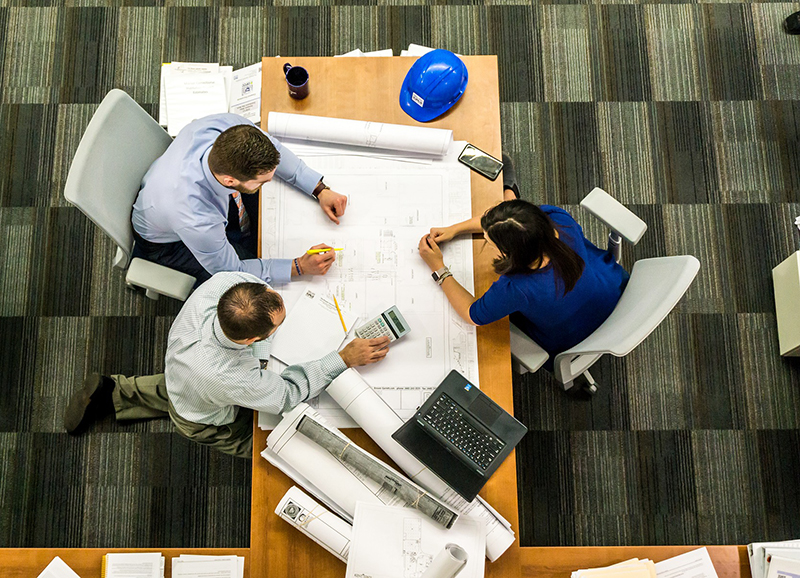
[217,282,284,341]
[207,125,281,181]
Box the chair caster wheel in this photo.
[584,382,598,396]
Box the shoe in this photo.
[64,373,116,434]
[502,153,521,199]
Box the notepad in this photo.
[270,289,358,367]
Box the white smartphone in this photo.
[458,143,504,181]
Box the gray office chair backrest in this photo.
[64,89,172,269]
[553,255,700,385]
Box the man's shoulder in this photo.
[184,113,254,134]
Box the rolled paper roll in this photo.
[420,543,469,578]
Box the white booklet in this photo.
[270,288,357,366]
[103,553,164,578]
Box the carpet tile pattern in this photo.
[0,0,799,550]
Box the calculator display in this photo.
[387,310,405,332]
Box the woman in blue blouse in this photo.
[418,181,629,369]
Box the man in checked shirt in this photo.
[64,272,389,458]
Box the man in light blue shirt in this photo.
[131,113,348,285]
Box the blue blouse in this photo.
[469,205,629,361]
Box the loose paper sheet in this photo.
[37,557,82,578]
[654,548,718,578]
[346,503,485,578]
[270,288,357,366]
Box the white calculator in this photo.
[355,306,410,342]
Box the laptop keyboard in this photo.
[420,393,504,471]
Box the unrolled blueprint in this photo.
[261,137,479,425]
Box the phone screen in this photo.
[458,144,503,180]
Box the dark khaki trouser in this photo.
[111,373,253,459]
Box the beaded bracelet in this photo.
[294,258,303,276]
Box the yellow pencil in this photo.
[307,248,344,255]
[332,295,347,333]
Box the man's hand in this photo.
[295,244,337,276]
[338,337,391,368]
[418,234,445,272]
[318,189,348,225]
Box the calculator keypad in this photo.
[355,316,396,341]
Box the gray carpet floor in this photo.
[1,0,799,549]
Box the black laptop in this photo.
[391,370,527,502]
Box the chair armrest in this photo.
[580,188,647,245]
[509,323,549,373]
[126,258,195,301]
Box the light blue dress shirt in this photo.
[131,113,323,284]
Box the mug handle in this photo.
[283,63,292,76]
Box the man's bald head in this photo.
[217,282,285,342]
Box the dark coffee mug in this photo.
[283,63,310,99]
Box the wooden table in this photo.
[252,55,517,578]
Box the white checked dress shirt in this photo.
[165,272,347,426]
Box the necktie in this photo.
[231,192,251,235]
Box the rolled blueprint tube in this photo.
[421,544,469,578]
[275,486,353,563]
[267,112,454,157]
[296,415,458,529]
[326,369,516,562]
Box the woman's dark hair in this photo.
[480,200,585,295]
[217,282,284,341]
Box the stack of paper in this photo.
[172,555,244,578]
[102,553,164,578]
[748,539,800,578]
[574,548,721,578]
[159,61,263,136]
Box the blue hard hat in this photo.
[399,49,469,123]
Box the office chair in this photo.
[510,188,700,394]
[64,89,195,301]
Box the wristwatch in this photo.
[312,180,330,199]
[431,266,452,286]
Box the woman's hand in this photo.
[429,225,457,244]
[418,234,445,272]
